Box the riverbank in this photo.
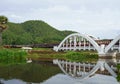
[27,48,98,63]
[0,47,98,64]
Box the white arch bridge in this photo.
[53,33,120,56]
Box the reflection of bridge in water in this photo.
[53,33,120,80]
[53,59,119,80]
[53,33,120,57]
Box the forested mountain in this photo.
[2,20,75,45]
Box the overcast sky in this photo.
[0,0,120,39]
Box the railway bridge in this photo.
[53,33,120,57]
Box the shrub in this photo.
[0,49,27,64]
[117,64,120,81]
[65,51,98,62]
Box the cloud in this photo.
[10,14,22,19]
[0,0,120,39]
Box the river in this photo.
[0,59,119,84]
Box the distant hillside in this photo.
[2,20,75,45]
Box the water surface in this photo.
[0,59,119,84]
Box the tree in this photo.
[0,16,8,45]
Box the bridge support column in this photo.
[79,38,81,50]
[74,36,76,51]
[88,42,90,51]
[98,44,106,57]
[99,44,117,58]
[69,37,72,50]
[83,39,86,50]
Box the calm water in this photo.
[0,59,119,84]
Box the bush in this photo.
[0,49,27,64]
[65,51,98,62]
[117,64,120,81]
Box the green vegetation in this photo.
[0,16,8,29]
[28,48,98,62]
[116,64,120,81]
[0,48,27,64]
[0,48,98,65]
[28,49,66,61]
[65,51,98,62]
[33,48,52,51]
[0,16,8,45]
[2,20,74,45]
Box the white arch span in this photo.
[54,33,120,56]
[105,34,120,53]
[54,33,101,53]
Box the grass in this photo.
[32,48,52,51]
[28,51,66,61]
[116,64,120,81]
[0,48,27,65]
[65,51,98,62]
[28,48,98,62]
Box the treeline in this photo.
[2,20,74,45]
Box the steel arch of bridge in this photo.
[105,34,120,53]
[53,33,120,56]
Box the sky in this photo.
[0,0,120,39]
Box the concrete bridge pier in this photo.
[98,44,106,57]
[98,44,117,58]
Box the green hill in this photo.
[2,20,75,45]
